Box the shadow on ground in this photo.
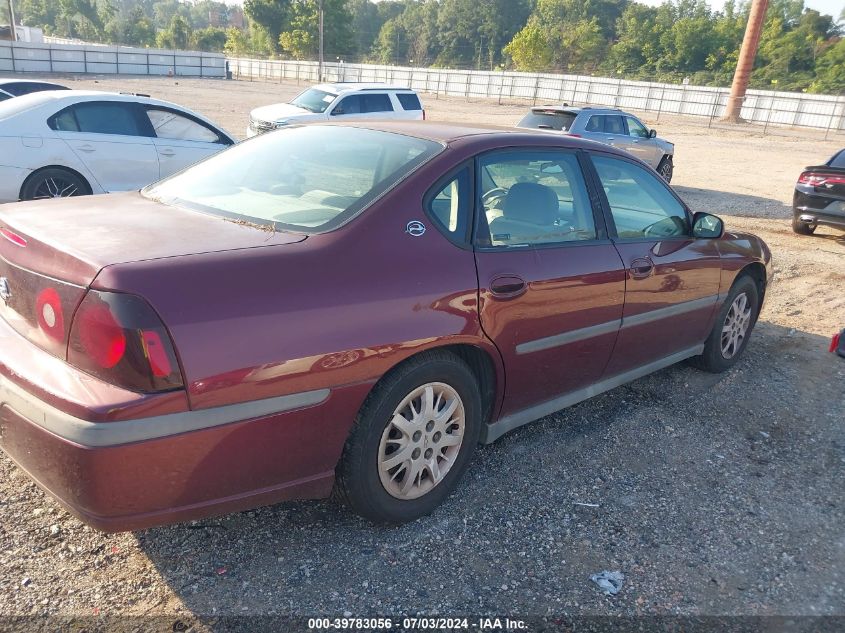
[132,322,845,621]
[673,186,793,219]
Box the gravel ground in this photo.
[0,76,843,624]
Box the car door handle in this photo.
[76,144,95,152]
[629,258,654,279]
[490,275,527,299]
[158,149,175,157]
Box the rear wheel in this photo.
[791,214,816,235]
[335,351,482,523]
[21,168,90,201]
[657,156,674,183]
[691,275,759,373]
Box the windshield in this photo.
[144,125,442,233]
[290,88,338,113]
[517,111,577,132]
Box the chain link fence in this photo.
[229,57,845,140]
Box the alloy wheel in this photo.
[32,176,80,199]
[378,382,465,500]
[721,292,752,359]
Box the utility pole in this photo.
[6,0,17,41]
[723,0,770,122]
[318,0,324,83]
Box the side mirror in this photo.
[692,212,724,239]
[648,129,657,139]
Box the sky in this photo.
[223,0,844,20]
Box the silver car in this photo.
[517,106,675,182]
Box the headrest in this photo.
[502,182,558,225]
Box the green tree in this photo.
[192,26,228,51]
[503,21,553,71]
[244,0,291,51]
[279,0,354,60]
[809,37,845,93]
[156,14,191,49]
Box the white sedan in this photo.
[0,90,234,202]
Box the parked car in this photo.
[0,90,234,203]
[247,82,425,137]
[792,149,845,235]
[517,105,675,182]
[0,122,772,531]
[0,78,68,102]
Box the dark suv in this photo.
[792,149,845,235]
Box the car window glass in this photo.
[626,117,649,138]
[478,151,596,247]
[290,88,337,113]
[52,108,79,131]
[592,155,689,239]
[0,92,10,102]
[334,95,362,115]
[396,93,422,111]
[362,93,393,113]
[428,167,470,238]
[517,110,577,131]
[830,151,845,168]
[604,116,625,135]
[584,115,603,133]
[72,102,143,136]
[147,108,219,143]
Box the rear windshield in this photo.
[290,88,338,113]
[517,110,577,132]
[397,93,422,111]
[144,126,442,233]
[830,150,845,168]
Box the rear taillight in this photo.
[831,330,844,358]
[0,227,27,247]
[67,290,183,393]
[798,171,845,186]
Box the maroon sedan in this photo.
[0,122,772,531]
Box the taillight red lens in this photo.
[35,287,66,342]
[798,172,845,186]
[68,290,183,393]
[0,227,27,247]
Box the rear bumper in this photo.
[793,189,845,230]
[0,318,370,531]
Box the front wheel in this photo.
[335,351,482,523]
[657,156,674,183]
[691,275,759,373]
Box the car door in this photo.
[473,148,626,418]
[49,101,159,192]
[588,152,723,376]
[622,116,661,168]
[584,114,627,150]
[143,106,232,179]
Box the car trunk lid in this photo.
[0,191,306,358]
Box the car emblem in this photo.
[406,220,426,237]
[0,277,10,304]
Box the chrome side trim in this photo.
[516,319,622,355]
[620,294,719,329]
[0,375,330,448]
[481,344,704,444]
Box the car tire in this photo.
[335,350,482,523]
[791,214,816,235]
[657,156,674,183]
[691,275,760,373]
[20,168,90,201]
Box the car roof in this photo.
[314,82,417,94]
[530,105,625,115]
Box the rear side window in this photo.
[362,93,393,113]
[51,102,145,136]
[830,151,845,168]
[585,115,624,134]
[517,111,577,132]
[427,166,471,241]
[146,108,221,143]
[396,93,422,111]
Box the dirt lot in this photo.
[0,76,843,625]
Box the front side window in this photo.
[478,151,596,247]
[60,102,144,136]
[290,88,338,113]
[626,117,649,138]
[147,108,221,143]
[145,126,442,233]
[592,154,689,239]
[333,95,362,115]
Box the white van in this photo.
[247,83,425,137]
